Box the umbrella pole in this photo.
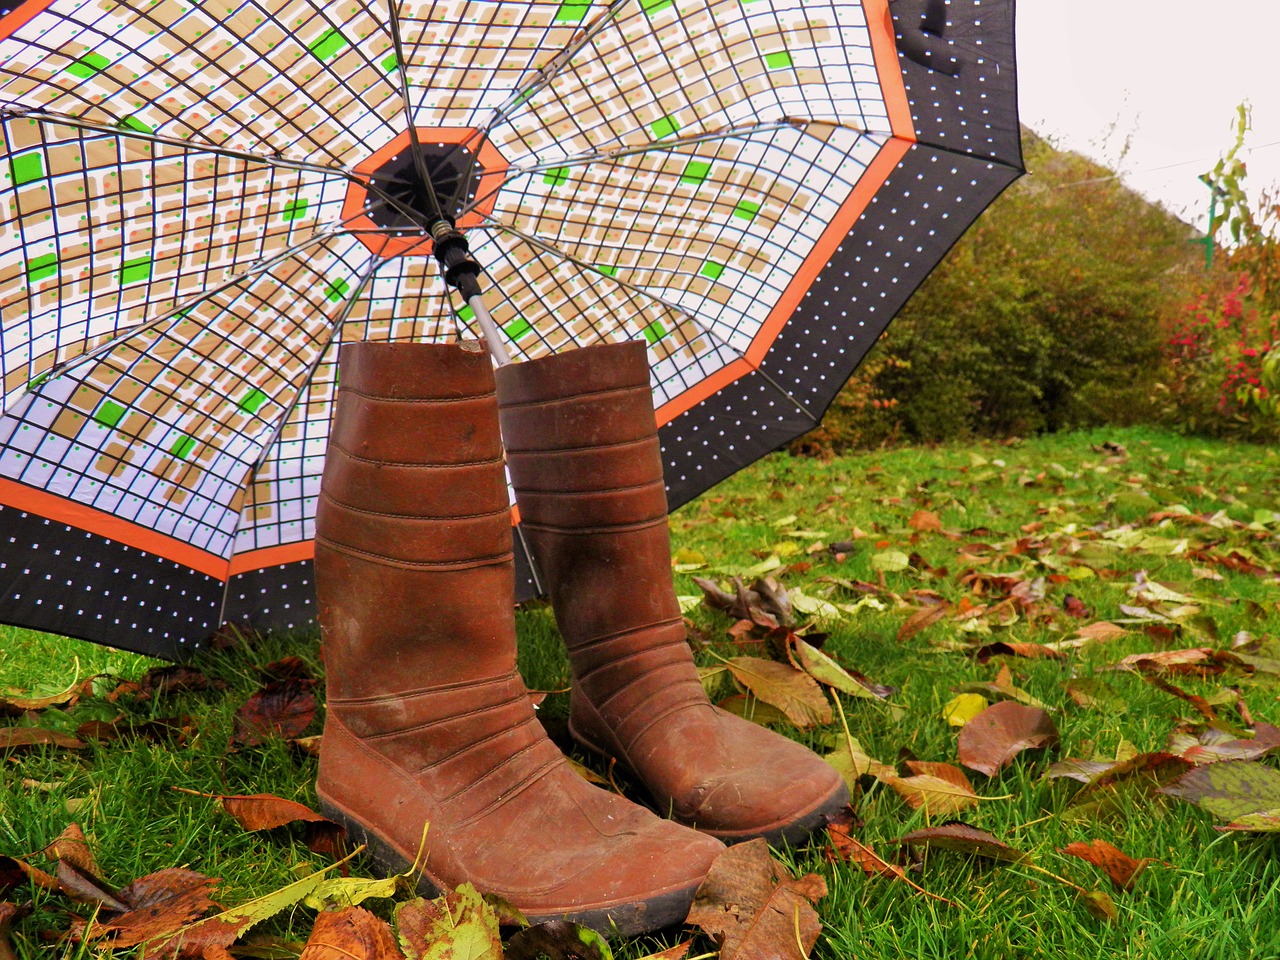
[430,220,511,367]
[466,295,511,367]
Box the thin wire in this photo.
[386,0,442,224]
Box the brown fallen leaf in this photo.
[1168,723,1280,765]
[687,838,827,960]
[175,790,347,861]
[0,857,57,894]
[973,642,1065,663]
[0,728,85,751]
[1059,839,1157,892]
[897,602,952,642]
[396,884,502,960]
[56,860,129,912]
[883,762,982,816]
[231,678,318,748]
[908,510,943,533]
[957,701,1060,777]
[109,665,227,703]
[0,901,30,960]
[79,868,221,948]
[504,920,610,960]
[897,824,1029,863]
[724,657,832,728]
[1141,674,1219,722]
[42,823,99,876]
[300,907,399,959]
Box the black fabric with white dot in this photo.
[223,560,316,638]
[891,0,1022,165]
[0,503,221,658]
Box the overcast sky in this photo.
[1014,0,1280,233]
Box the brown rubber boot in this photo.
[495,341,849,846]
[314,340,724,936]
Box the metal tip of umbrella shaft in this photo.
[427,220,511,367]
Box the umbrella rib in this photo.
[385,0,445,224]
[474,218,818,421]
[3,106,360,181]
[475,0,633,136]
[247,259,382,476]
[24,227,351,395]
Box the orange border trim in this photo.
[654,0,916,427]
[653,137,912,427]
[0,477,319,580]
[0,0,55,41]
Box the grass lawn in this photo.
[2,424,1279,958]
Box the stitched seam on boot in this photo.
[565,616,685,653]
[315,535,512,569]
[503,435,653,456]
[519,517,666,536]
[573,637,692,686]
[435,737,547,804]
[340,387,497,403]
[511,478,664,497]
[320,489,510,522]
[409,713,544,773]
[497,383,648,408]
[328,440,505,468]
[616,693,711,750]
[350,693,533,742]
[329,671,521,706]
[584,660,699,716]
[450,754,565,830]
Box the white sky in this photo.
[1014,0,1280,233]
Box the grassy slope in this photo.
[2,425,1279,958]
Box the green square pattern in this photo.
[596,264,618,277]
[504,318,532,339]
[283,198,309,221]
[170,435,196,459]
[26,253,58,283]
[94,399,126,429]
[380,54,399,72]
[119,115,154,134]
[765,51,793,70]
[10,151,44,186]
[66,52,109,79]
[650,116,680,139]
[555,1,591,21]
[642,321,668,344]
[120,256,152,286]
[325,278,350,302]
[308,29,348,61]
[543,167,569,187]
[680,160,712,185]
[733,200,760,221]
[458,304,475,322]
[642,0,674,13]
[700,261,725,280]
[238,388,269,415]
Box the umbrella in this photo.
[0,0,1021,660]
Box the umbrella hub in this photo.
[366,140,485,231]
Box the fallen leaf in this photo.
[504,920,611,960]
[0,673,86,714]
[80,868,221,948]
[231,678,318,748]
[0,902,30,960]
[897,824,1028,863]
[908,510,943,533]
[396,883,502,960]
[942,693,988,728]
[1159,760,1280,830]
[0,857,57,894]
[57,860,129,912]
[0,728,85,751]
[1063,678,1127,713]
[1078,889,1119,922]
[1169,723,1280,765]
[718,695,792,728]
[973,642,1064,663]
[1059,839,1156,892]
[687,839,826,960]
[957,701,1060,777]
[302,875,404,911]
[824,736,895,787]
[884,763,982,816]
[300,907,399,960]
[42,823,99,876]
[897,602,952,642]
[951,681,1050,711]
[177,790,347,861]
[724,657,832,728]
[871,549,911,573]
[790,639,882,700]
[634,941,691,960]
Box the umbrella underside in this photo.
[0,0,1020,657]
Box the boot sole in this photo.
[317,795,705,938]
[568,721,850,848]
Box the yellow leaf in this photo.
[942,693,988,728]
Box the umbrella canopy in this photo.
[0,0,1021,659]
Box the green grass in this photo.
[2,425,1279,958]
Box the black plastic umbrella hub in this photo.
[365,141,483,232]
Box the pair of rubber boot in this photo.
[313,339,847,936]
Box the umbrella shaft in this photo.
[467,295,511,366]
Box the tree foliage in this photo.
[803,130,1201,452]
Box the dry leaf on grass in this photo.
[396,883,502,960]
[504,920,611,960]
[897,602,951,642]
[1059,839,1157,892]
[883,762,983,816]
[41,823,99,876]
[1159,760,1280,830]
[230,678,318,748]
[687,839,827,960]
[0,728,85,751]
[299,907,398,960]
[176,790,347,860]
[897,824,1028,864]
[0,902,30,960]
[724,657,832,728]
[957,701,1059,777]
[77,868,221,949]
[1168,723,1280,765]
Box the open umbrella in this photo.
[0,0,1020,659]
